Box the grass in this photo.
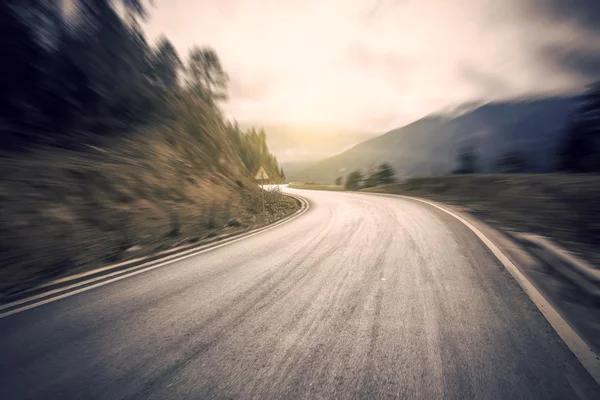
[363,174,600,267]
[0,125,298,298]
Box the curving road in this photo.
[0,188,599,399]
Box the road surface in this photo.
[1,188,598,399]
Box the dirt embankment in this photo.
[363,174,600,267]
[0,131,298,297]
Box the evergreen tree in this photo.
[559,82,600,172]
[453,145,478,174]
[496,151,530,173]
[363,173,377,188]
[0,0,284,186]
[376,163,396,185]
[151,36,182,90]
[345,170,363,191]
[187,46,229,106]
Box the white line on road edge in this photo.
[369,192,600,386]
[0,194,310,319]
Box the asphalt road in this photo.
[1,188,599,399]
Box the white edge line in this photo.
[0,194,309,319]
[0,195,306,312]
[366,192,600,385]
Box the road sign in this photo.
[255,166,269,181]
[255,167,269,213]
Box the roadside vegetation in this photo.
[344,163,397,191]
[288,163,397,191]
[354,84,600,266]
[0,1,297,296]
[359,84,600,265]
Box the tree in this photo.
[376,163,396,185]
[0,0,158,150]
[0,0,287,186]
[187,46,229,106]
[0,0,46,142]
[453,145,478,174]
[225,122,284,181]
[345,170,363,191]
[363,173,377,188]
[335,176,343,186]
[151,36,182,90]
[559,82,600,172]
[496,150,530,173]
[69,0,156,125]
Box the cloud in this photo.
[343,43,409,90]
[144,0,600,142]
[229,75,271,101]
[359,112,406,132]
[459,66,509,96]
[365,0,384,19]
[346,43,409,72]
[541,45,600,82]
[524,0,600,34]
[513,1,600,84]
[362,0,407,21]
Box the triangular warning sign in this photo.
[254,166,269,180]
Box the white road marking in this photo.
[4,189,599,386]
[0,195,309,319]
[369,192,600,386]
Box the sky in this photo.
[143,0,600,143]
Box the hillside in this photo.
[0,95,299,298]
[0,1,297,297]
[293,96,577,183]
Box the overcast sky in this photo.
[144,0,600,133]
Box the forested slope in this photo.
[0,1,294,296]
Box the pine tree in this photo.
[376,163,396,185]
[453,145,478,174]
[559,82,600,172]
[345,170,363,190]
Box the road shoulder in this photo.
[0,193,309,318]
[362,191,600,385]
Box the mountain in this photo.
[278,161,314,181]
[292,96,577,183]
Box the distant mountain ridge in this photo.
[291,96,577,183]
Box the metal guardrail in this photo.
[511,232,600,298]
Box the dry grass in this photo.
[363,174,600,267]
[0,113,298,297]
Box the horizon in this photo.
[253,92,582,164]
[144,0,600,138]
[3,3,600,397]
